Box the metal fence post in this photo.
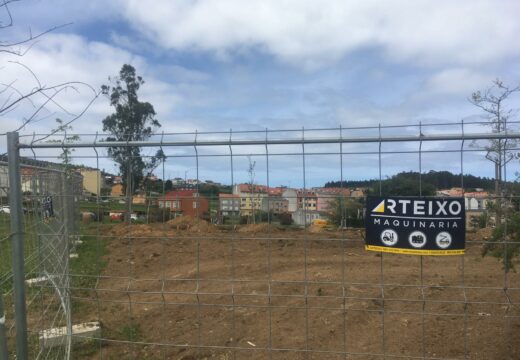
[7,132,28,360]
[0,293,8,360]
[60,172,73,357]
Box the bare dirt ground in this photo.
[71,222,520,360]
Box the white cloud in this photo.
[422,68,491,97]
[336,103,414,128]
[121,0,520,68]
[0,33,192,137]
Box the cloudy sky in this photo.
[1,0,520,186]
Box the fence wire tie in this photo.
[62,127,67,147]
[29,131,37,159]
[194,130,199,183]
[229,128,234,188]
[159,131,164,159]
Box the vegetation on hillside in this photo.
[325,170,507,195]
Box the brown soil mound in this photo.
[108,223,156,237]
[108,223,130,236]
[238,223,275,233]
[467,227,494,243]
[308,224,326,233]
[167,216,216,233]
[346,228,364,239]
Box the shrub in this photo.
[482,211,520,272]
[279,212,293,226]
[147,208,172,223]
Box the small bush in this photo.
[147,208,173,223]
[482,211,520,272]
[121,324,142,342]
[279,212,293,226]
[478,212,488,228]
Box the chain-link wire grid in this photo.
[3,121,520,359]
[0,157,11,360]
[0,151,82,360]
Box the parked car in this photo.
[0,206,10,214]
[109,212,124,221]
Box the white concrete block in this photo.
[73,240,83,245]
[25,276,48,287]
[69,253,79,259]
[40,321,101,348]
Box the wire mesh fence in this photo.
[0,144,82,360]
[1,121,520,359]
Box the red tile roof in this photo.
[237,184,269,193]
[159,189,200,199]
[315,187,351,196]
[219,193,239,198]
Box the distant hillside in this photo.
[325,170,504,195]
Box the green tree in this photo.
[379,172,435,196]
[327,197,364,227]
[47,118,80,168]
[325,171,496,191]
[165,180,173,192]
[482,207,520,272]
[470,79,519,198]
[102,64,164,222]
[470,79,520,272]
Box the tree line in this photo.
[325,170,506,195]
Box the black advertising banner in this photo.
[365,196,465,255]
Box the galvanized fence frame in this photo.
[2,121,520,359]
[2,132,82,360]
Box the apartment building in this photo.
[158,189,209,217]
[233,184,268,216]
[297,190,317,211]
[79,169,104,195]
[282,188,298,212]
[315,187,351,212]
[261,196,289,214]
[219,193,240,217]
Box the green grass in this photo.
[71,338,101,358]
[120,323,143,342]
[0,212,40,293]
[79,201,151,213]
[0,212,116,358]
[0,213,11,285]
[71,222,112,292]
[68,221,116,358]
